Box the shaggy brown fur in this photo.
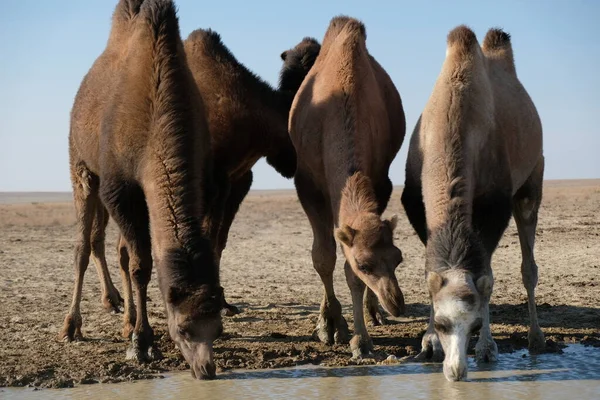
[401,25,544,381]
[289,16,406,358]
[110,32,320,317]
[61,0,222,380]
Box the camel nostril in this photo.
[195,362,217,380]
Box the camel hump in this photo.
[187,28,223,47]
[115,0,145,22]
[324,15,366,44]
[446,25,478,53]
[482,28,512,50]
[139,0,178,34]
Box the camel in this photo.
[401,26,545,381]
[180,31,321,315]
[61,0,223,380]
[287,16,406,358]
[111,32,321,319]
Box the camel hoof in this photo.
[365,305,388,326]
[417,333,444,362]
[126,332,156,363]
[59,314,83,342]
[313,314,350,345]
[350,335,374,360]
[221,304,240,317]
[528,328,546,354]
[102,290,124,314]
[475,338,498,363]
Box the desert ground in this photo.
[0,180,598,388]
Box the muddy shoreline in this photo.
[1,181,599,388]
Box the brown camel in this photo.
[113,31,322,318]
[401,26,545,381]
[61,0,223,379]
[288,16,406,358]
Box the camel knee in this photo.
[521,262,538,289]
[74,242,92,269]
[130,256,152,286]
[312,240,336,275]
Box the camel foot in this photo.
[59,314,83,342]
[416,330,444,362]
[475,336,498,362]
[528,327,546,354]
[221,303,240,317]
[364,303,388,327]
[313,313,350,345]
[102,288,124,314]
[350,334,374,360]
[126,331,160,363]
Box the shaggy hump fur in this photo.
[483,28,511,50]
[447,25,478,52]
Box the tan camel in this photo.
[61,0,223,380]
[401,25,545,381]
[289,16,406,358]
[112,32,322,318]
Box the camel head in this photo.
[424,216,493,381]
[278,37,321,93]
[164,283,224,380]
[336,213,405,317]
[426,269,491,381]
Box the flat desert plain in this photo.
[0,180,598,388]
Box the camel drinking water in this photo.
[287,16,407,358]
[401,25,545,381]
[61,0,223,379]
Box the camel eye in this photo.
[358,264,371,274]
[434,322,449,334]
[178,327,189,338]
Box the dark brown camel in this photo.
[114,31,321,318]
[288,16,406,358]
[401,26,544,381]
[61,0,223,379]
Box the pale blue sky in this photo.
[1,0,598,191]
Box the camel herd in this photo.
[61,0,545,382]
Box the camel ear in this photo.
[386,214,399,232]
[427,271,444,294]
[280,51,288,61]
[335,225,356,247]
[476,274,493,298]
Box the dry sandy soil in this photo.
[0,180,598,388]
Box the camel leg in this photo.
[100,181,159,362]
[345,262,375,359]
[415,306,444,361]
[90,205,123,313]
[513,158,546,353]
[59,169,97,342]
[295,171,349,345]
[117,234,136,338]
[215,171,253,316]
[363,288,387,326]
[472,188,513,362]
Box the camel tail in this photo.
[446,25,478,56]
[482,28,511,51]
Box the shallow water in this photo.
[3,345,599,400]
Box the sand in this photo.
[0,180,598,388]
